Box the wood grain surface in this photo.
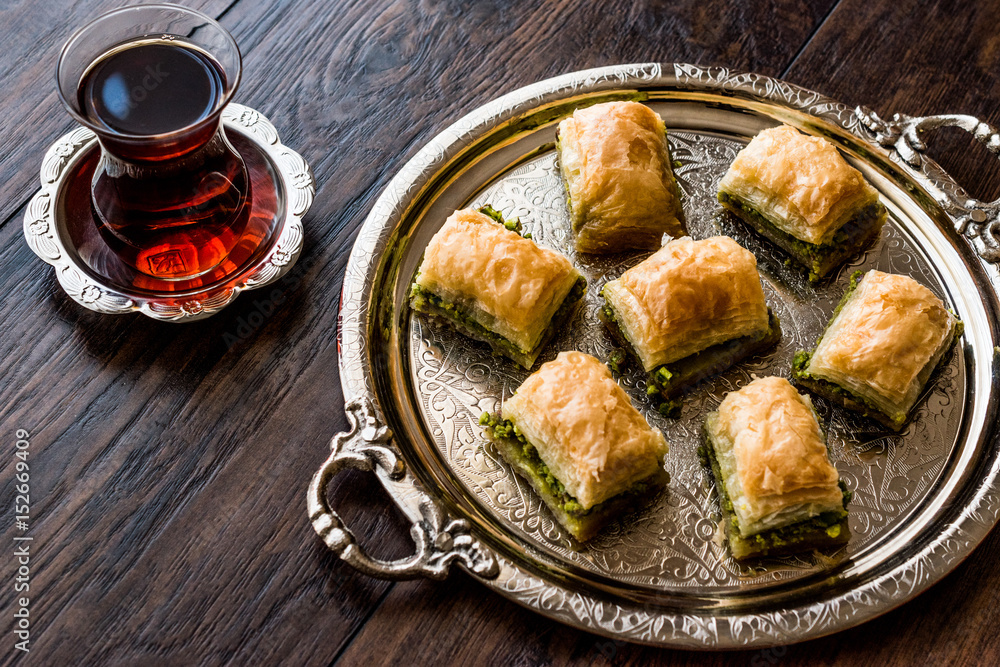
[1,0,998,664]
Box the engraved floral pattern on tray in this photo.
[408,132,964,590]
[330,62,1000,646]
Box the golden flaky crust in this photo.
[718,125,880,245]
[708,377,842,536]
[601,236,770,371]
[806,271,956,420]
[502,351,668,510]
[414,208,580,351]
[558,101,685,253]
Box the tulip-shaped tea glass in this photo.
[57,4,248,280]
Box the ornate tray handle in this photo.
[307,397,500,581]
[858,107,1000,263]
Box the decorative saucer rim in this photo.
[22,103,315,322]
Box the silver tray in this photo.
[308,63,1000,648]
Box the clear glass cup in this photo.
[56,3,248,280]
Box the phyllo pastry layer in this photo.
[410,207,586,369]
[602,236,770,371]
[703,376,850,560]
[482,351,669,541]
[600,236,780,413]
[557,101,686,253]
[793,270,961,430]
[717,124,886,281]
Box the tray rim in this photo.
[331,62,1000,648]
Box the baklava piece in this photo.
[557,101,686,253]
[410,207,587,369]
[600,236,781,415]
[702,376,851,561]
[717,125,887,281]
[481,351,669,542]
[793,270,962,431]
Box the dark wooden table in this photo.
[3,0,1000,664]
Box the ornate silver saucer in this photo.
[309,63,1000,648]
[23,103,314,322]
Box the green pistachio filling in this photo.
[410,285,525,357]
[409,206,585,366]
[699,434,851,558]
[607,348,628,375]
[478,204,532,239]
[792,270,964,429]
[718,192,884,281]
[791,350,893,423]
[792,270,903,425]
[410,275,586,359]
[480,413,660,518]
[600,297,781,417]
[557,129,685,239]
